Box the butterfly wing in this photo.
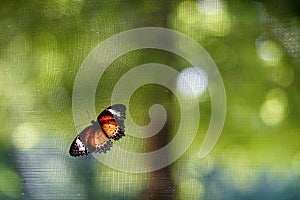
[69,135,89,157]
[69,104,126,157]
[97,104,126,140]
[69,125,112,157]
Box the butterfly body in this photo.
[69,104,126,157]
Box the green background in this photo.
[0,0,299,199]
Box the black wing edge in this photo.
[69,136,89,157]
[95,140,113,153]
[97,104,126,128]
[110,104,126,140]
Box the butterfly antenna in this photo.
[86,110,92,120]
[87,110,99,126]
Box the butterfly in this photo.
[69,104,126,157]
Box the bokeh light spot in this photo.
[257,40,283,66]
[177,67,208,98]
[11,123,40,150]
[260,88,288,126]
[173,0,231,39]
[197,0,223,15]
[197,0,231,36]
[177,1,201,25]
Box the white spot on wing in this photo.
[108,108,121,117]
[76,138,86,151]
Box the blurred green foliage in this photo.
[0,0,299,199]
